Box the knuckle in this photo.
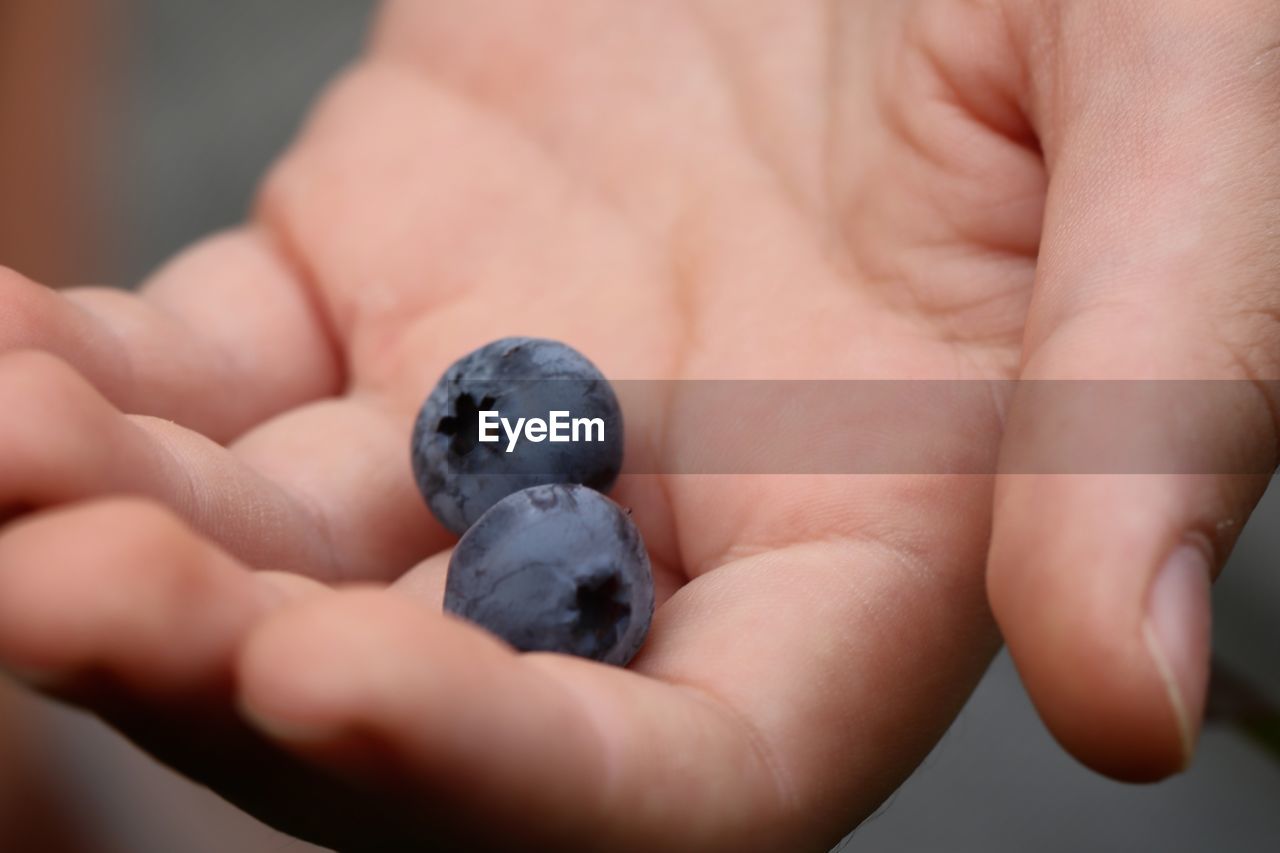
[1211,292,1280,378]
[1203,313,1280,461]
[0,351,94,439]
[0,353,106,501]
[0,349,85,394]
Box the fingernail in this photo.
[1143,542,1213,770]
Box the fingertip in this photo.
[236,589,456,744]
[1007,621,1190,782]
[989,477,1197,782]
[0,499,168,678]
[0,498,272,694]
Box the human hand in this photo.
[0,1,1276,850]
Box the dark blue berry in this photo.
[444,484,654,666]
[411,338,624,534]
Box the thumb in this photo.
[989,2,1280,781]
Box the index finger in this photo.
[2,226,341,442]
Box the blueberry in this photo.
[412,337,625,534]
[444,484,654,666]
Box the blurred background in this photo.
[1,2,1278,851]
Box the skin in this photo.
[0,0,1278,850]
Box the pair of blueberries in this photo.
[411,338,654,666]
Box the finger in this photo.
[223,392,454,580]
[0,350,347,577]
[0,347,451,580]
[990,1,1280,780]
[239,533,995,852]
[0,500,424,852]
[0,499,301,697]
[388,549,451,606]
[1,226,340,442]
[237,589,784,853]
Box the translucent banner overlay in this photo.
[434,379,1279,475]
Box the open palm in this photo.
[2,2,1278,851]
